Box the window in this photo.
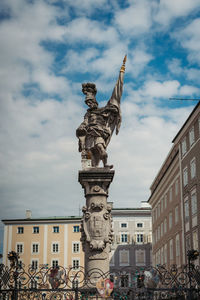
[191,189,197,215]
[32,243,39,254]
[119,249,129,266]
[169,239,173,260]
[193,231,198,250]
[31,260,38,270]
[33,226,39,234]
[158,203,160,217]
[137,234,143,243]
[186,235,191,252]
[169,212,172,229]
[161,198,164,213]
[164,244,167,264]
[136,249,145,265]
[18,260,23,270]
[17,227,24,234]
[176,234,180,265]
[164,195,167,209]
[72,259,80,270]
[190,158,196,179]
[53,226,59,233]
[52,243,59,253]
[156,250,160,265]
[184,199,189,222]
[175,179,179,196]
[175,205,179,224]
[158,226,160,240]
[73,242,80,253]
[182,138,187,156]
[121,233,128,243]
[189,127,195,146]
[73,226,79,233]
[155,206,158,220]
[52,260,59,268]
[120,275,129,287]
[169,187,172,202]
[161,247,164,265]
[137,223,143,228]
[161,222,163,237]
[183,167,188,186]
[16,243,23,254]
[164,218,167,234]
[121,223,127,228]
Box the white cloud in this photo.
[63,0,109,16]
[126,46,153,77]
[154,0,200,26]
[0,0,67,99]
[173,18,200,65]
[179,85,200,95]
[143,80,180,98]
[168,58,183,75]
[63,17,119,45]
[62,48,100,74]
[186,68,200,83]
[114,0,153,35]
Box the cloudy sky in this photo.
[1,0,200,252]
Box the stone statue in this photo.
[76,56,127,169]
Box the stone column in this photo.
[79,168,114,284]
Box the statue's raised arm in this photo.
[76,56,127,169]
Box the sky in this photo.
[1,0,200,253]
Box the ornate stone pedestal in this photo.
[79,168,114,285]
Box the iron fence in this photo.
[1,253,200,299]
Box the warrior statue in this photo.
[76,56,127,168]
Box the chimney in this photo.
[141,201,151,208]
[26,210,32,219]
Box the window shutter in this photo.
[116,235,120,244]
[143,234,146,243]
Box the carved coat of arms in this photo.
[81,199,113,252]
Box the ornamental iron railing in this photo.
[0,251,200,299]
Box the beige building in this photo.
[149,101,200,267]
[2,204,152,273]
[2,211,83,271]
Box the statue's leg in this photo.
[96,144,113,169]
[91,148,100,167]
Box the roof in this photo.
[2,207,151,224]
[2,216,82,225]
[172,101,200,143]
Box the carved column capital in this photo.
[78,169,114,197]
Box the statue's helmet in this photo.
[82,83,98,106]
[82,83,97,96]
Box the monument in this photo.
[77,56,127,284]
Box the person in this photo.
[76,56,127,168]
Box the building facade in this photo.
[149,102,200,267]
[2,204,152,273]
[110,202,152,272]
[2,212,83,271]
